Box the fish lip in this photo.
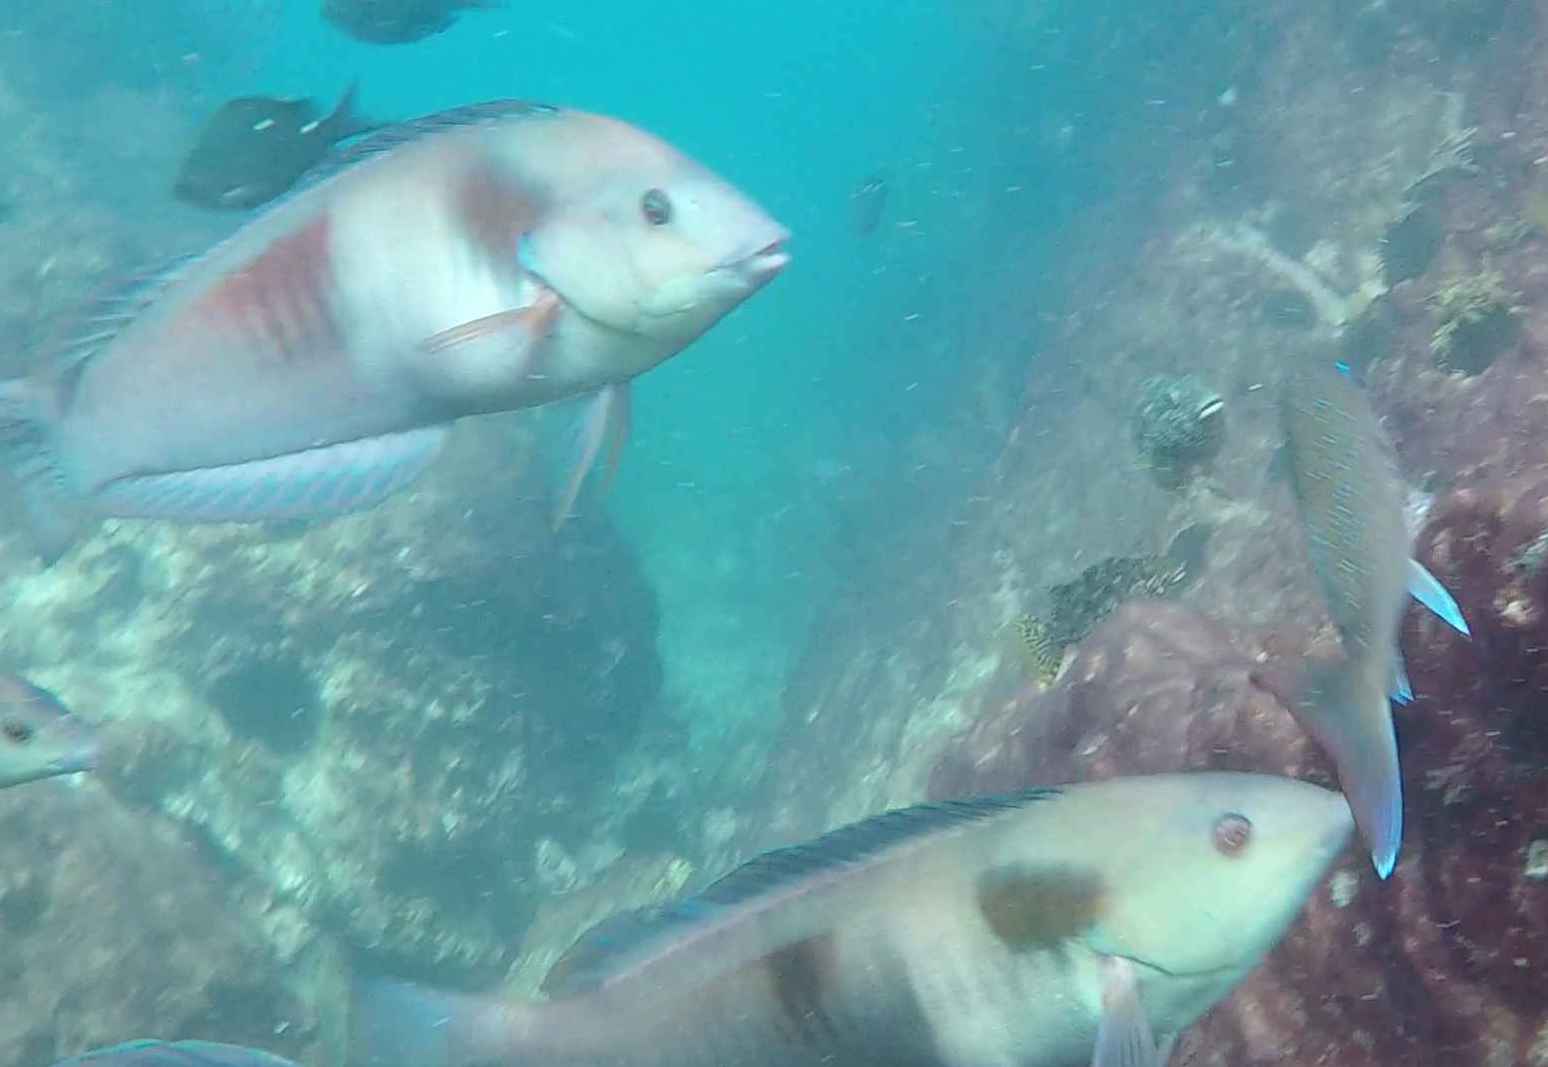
[48,741,100,776]
[1108,952,1236,981]
[719,233,791,284]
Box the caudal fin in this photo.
[0,378,86,563]
[1291,665,1403,879]
[326,80,382,143]
[349,977,519,1067]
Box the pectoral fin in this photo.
[1406,557,1470,636]
[553,382,631,529]
[1091,956,1163,1067]
[416,291,560,398]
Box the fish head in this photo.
[1077,772,1352,980]
[516,116,789,352]
[0,676,99,790]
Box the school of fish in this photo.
[0,30,1482,1067]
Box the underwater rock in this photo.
[1130,374,1227,488]
[1381,200,1445,285]
[0,423,664,987]
[929,594,1548,1066]
[1427,267,1522,375]
[0,784,340,1066]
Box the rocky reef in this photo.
[930,589,1547,1065]
[0,421,669,1058]
[763,3,1548,1066]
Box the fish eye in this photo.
[2,718,34,745]
[1213,813,1252,856]
[641,188,673,226]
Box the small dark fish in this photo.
[49,1040,300,1067]
[0,673,98,789]
[851,172,888,236]
[174,83,376,211]
[321,0,504,45]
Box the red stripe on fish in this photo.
[455,164,534,261]
[190,214,341,361]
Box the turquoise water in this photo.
[232,1,1047,746]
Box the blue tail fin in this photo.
[1292,665,1404,879]
[0,378,86,563]
[1406,558,1470,636]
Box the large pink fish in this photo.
[0,101,789,561]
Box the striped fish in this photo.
[0,101,789,562]
[1281,360,1417,878]
[350,772,1352,1067]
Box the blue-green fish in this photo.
[0,102,789,562]
[0,673,98,789]
[49,1040,299,1067]
[1281,360,1415,878]
[351,772,1352,1067]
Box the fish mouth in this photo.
[720,232,791,285]
[49,740,100,776]
[1108,951,1238,982]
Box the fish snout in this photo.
[52,736,100,776]
[725,229,791,287]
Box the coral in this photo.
[1427,266,1522,374]
[1130,374,1227,488]
[1008,614,1063,686]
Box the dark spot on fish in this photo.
[1,717,34,745]
[766,934,840,1047]
[976,864,1106,951]
[207,654,321,755]
[641,188,673,227]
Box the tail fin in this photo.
[326,81,381,143]
[1291,664,1403,879]
[0,378,85,563]
[349,977,519,1067]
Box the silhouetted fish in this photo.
[49,1040,299,1067]
[851,172,888,236]
[322,0,504,44]
[0,673,98,789]
[0,101,789,562]
[351,772,1352,1067]
[174,84,376,211]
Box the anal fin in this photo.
[553,382,631,530]
[95,426,449,523]
[1092,956,1164,1067]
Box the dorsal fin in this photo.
[290,99,559,195]
[51,253,201,382]
[540,788,1060,997]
